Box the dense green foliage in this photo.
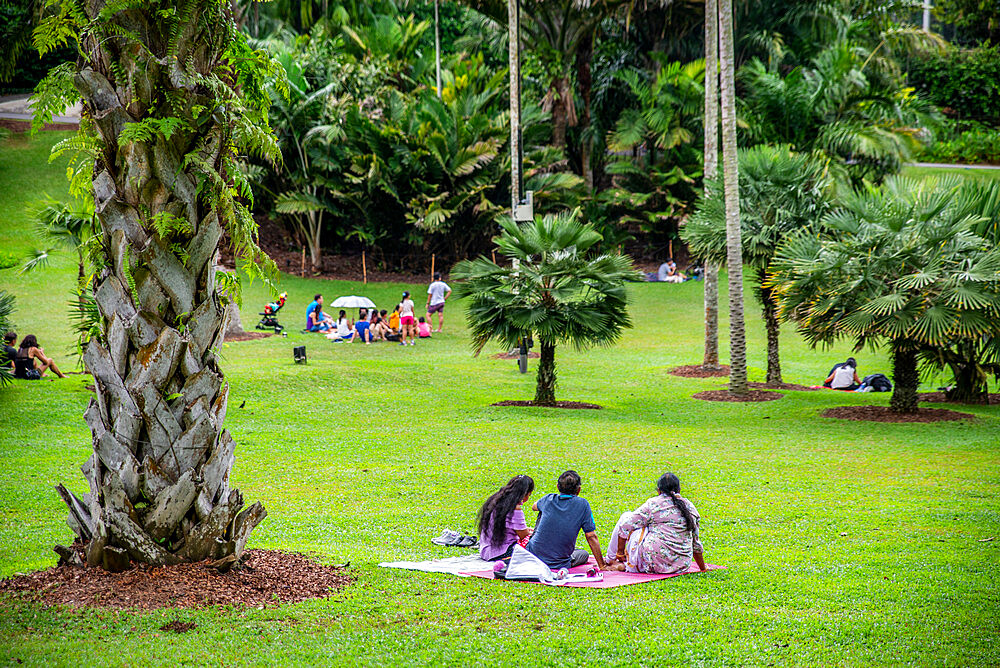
[906,44,1000,124]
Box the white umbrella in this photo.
[331,295,376,309]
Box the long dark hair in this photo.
[658,472,695,532]
[477,474,535,548]
[18,334,38,351]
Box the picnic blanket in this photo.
[380,554,725,589]
[462,556,725,589]
[379,554,492,576]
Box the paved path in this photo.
[0,94,81,124]
[905,162,1000,170]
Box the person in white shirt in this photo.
[825,357,861,390]
[426,272,452,332]
[398,290,416,346]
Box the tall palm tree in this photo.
[33,0,276,570]
[702,0,720,371]
[718,0,747,395]
[684,146,832,385]
[452,210,639,405]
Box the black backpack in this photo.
[862,373,892,392]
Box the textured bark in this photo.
[718,0,748,395]
[547,76,576,150]
[761,286,782,385]
[890,344,920,414]
[701,0,721,371]
[54,0,266,569]
[535,340,557,405]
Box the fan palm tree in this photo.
[452,210,639,405]
[769,175,1000,413]
[21,198,99,296]
[683,145,833,385]
[0,290,14,387]
[718,0,747,396]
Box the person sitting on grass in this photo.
[2,331,16,372]
[604,472,706,574]
[329,310,352,341]
[825,357,861,390]
[308,304,334,332]
[526,470,607,571]
[477,474,535,561]
[373,309,394,341]
[350,308,372,344]
[388,305,401,333]
[417,316,432,338]
[14,334,66,380]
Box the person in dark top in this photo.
[14,334,66,379]
[526,470,608,571]
[2,332,16,371]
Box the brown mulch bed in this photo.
[224,331,274,342]
[491,400,602,410]
[669,364,731,378]
[918,392,1000,405]
[747,382,820,391]
[0,549,352,610]
[821,406,975,423]
[490,350,541,360]
[692,389,783,402]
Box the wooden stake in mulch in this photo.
[362,250,367,284]
[300,247,306,276]
[669,239,674,258]
[492,250,496,263]
[430,253,436,279]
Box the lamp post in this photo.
[435,0,442,98]
[508,0,533,222]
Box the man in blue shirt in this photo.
[526,470,608,570]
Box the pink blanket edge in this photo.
[460,559,726,588]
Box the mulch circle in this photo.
[821,406,975,423]
[160,620,197,633]
[490,351,541,360]
[224,331,274,342]
[491,400,602,410]
[746,382,820,391]
[692,389,783,402]
[668,364,730,378]
[0,549,352,610]
[919,392,1000,405]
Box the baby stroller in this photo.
[256,292,287,333]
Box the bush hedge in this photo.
[906,45,1000,124]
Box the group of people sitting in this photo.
[304,274,453,347]
[477,470,706,574]
[2,332,66,380]
[823,357,892,392]
[646,259,703,283]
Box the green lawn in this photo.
[901,164,1000,182]
[1,132,998,667]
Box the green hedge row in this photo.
[906,44,1000,124]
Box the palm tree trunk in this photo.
[890,344,919,414]
[549,76,575,150]
[576,32,594,188]
[701,0,720,371]
[718,0,747,395]
[54,0,265,570]
[535,340,557,405]
[761,285,782,385]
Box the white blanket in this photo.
[379,554,493,576]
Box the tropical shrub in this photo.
[452,210,639,405]
[917,119,1000,165]
[770,175,1000,412]
[906,45,1000,124]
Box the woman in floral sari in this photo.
[604,472,707,574]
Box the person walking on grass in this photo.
[426,272,451,332]
[526,470,608,571]
[399,290,416,346]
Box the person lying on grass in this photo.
[477,474,535,561]
[526,470,608,571]
[604,472,706,574]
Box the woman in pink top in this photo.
[477,474,535,561]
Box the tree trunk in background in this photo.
[535,340,557,405]
[701,0,721,371]
[548,76,576,150]
[890,344,919,413]
[576,32,594,189]
[718,0,748,396]
[55,0,265,570]
[761,287,782,385]
[945,341,990,404]
[225,301,246,338]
